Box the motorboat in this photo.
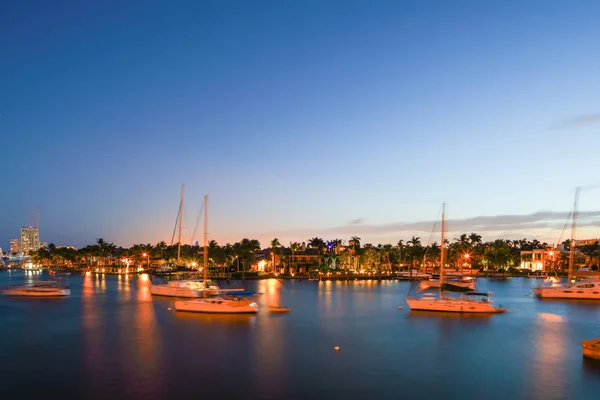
[150,279,221,298]
[419,274,476,291]
[3,280,70,297]
[534,280,600,299]
[269,305,291,313]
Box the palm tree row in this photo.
[24,234,598,272]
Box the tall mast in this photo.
[568,187,580,282]
[440,203,446,298]
[177,184,184,265]
[203,194,208,296]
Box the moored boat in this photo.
[150,279,221,298]
[582,338,600,360]
[3,281,70,297]
[406,292,506,313]
[534,281,600,299]
[534,188,600,300]
[405,204,507,314]
[174,292,259,314]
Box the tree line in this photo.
[19,234,600,272]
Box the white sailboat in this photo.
[534,187,600,300]
[174,195,259,314]
[151,185,223,298]
[405,204,506,314]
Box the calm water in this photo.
[1,271,600,400]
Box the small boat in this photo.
[150,279,222,298]
[269,305,291,313]
[419,275,476,291]
[3,280,70,297]
[582,338,600,360]
[174,292,259,314]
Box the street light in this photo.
[142,252,150,270]
[462,253,471,274]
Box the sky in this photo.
[1,0,600,251]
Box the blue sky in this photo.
[1,0,600,251]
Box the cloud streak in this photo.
[553,114,600,129]
[251,211,600,246]
[317,211,600,237]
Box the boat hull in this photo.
[150,285,204,298]
[421,279,475,291]
[174,298,258,314]
[582,338,600,360]
[405,297,505,313]
[534,286,600,300]
[150,281,220,298]
[3,288,71,297]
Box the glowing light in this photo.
[258,260,267,271]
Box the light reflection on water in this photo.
[1,273,600,399]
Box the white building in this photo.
[20,227,40,254]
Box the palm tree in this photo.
[270,238,281,273]
[397,239,405,268]
[350,236,361,252]
[289,242,302,274]
[406,236,423,273]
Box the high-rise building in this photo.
[20,227,40,254]
[10,238,20,254]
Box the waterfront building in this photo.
[10,238,20,254]
[520,247,589,272]
[519,249,553,271]
[20,226,40,254]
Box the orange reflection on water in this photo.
[258,279,283,308]
[129,274,162,393]
[81,271,105,393]
[117,274,131,301]
[318,280,333,314]
[530,312,566,398]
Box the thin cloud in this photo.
[253,211,600,246]
[325,211,600,236]
[348,218,365,225]
[553,114,600,129]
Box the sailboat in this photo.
[151,185,222,298]
[534,187,600,299]
[405,204,506,313]
[174,195,259,314]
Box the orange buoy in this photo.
[334,346,340,352]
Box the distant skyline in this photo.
[2,1,600,250]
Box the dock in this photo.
[582,338,600,360]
